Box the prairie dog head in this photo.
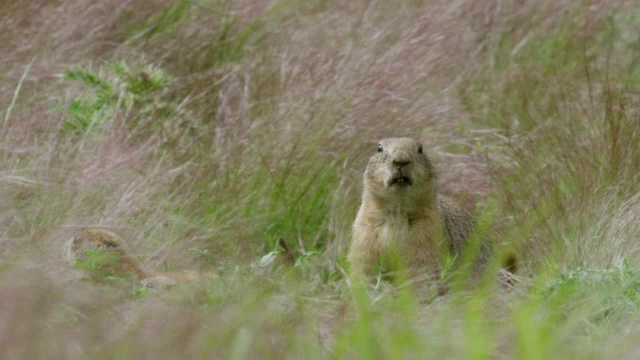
[141,272,212,289]
[62,228,127,265]
[141,275,178,289]
[364,137,436,203]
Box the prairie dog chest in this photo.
[377,212,413,247]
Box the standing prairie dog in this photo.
[349,138,491,280]
[63,228,216,288]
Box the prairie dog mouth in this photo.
[390,176,412,187]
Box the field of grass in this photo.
[2,0,640,358]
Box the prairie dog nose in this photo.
[392,151,411,168]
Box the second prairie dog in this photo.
[348,137,490,279]
[140,272,202,288]
[63,228,216,288]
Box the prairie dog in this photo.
[140,271,215,289]
[63,228,216,288]
[348,138,490,280]
[63,228,152,280]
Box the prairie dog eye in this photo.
[418,145,423,153]
[377,144,383,153]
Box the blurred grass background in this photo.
[2,0,640,358]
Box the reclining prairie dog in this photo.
[63,228,216,288]
[349,137,498,280]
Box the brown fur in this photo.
[63,228,152,280]
[348,138,492,280]
[140,271,214,289]
[63,228,217,288]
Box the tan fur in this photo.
[63,228,152,280]
[63,228,217,288]
[348,138,490,280]
[141,271,219,289]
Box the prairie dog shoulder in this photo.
[348,138,482,278]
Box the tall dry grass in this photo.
[1,0,640,358]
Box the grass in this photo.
[2,0,640,358]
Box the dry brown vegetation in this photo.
[2,0,640,358]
